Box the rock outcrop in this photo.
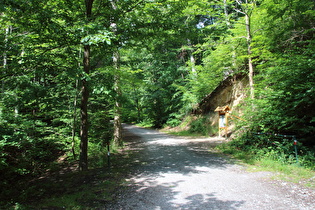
[192,74,249,134]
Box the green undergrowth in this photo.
[249,158,315,188]
[165,130,206,137]
[2,162,122,209]
[88,141,120,168]
[0,140,135,209]
[31,170,126,209]
[218,135,315,188]
[162,115,218,137]
[136,121,154,128]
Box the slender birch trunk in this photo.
[245,13,255,99]
[235,0,255,99]
[113,49,123,146]
[187,39,197,76]
[2,27,9,94]
[110,0,123,146]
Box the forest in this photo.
[1,0,315,207]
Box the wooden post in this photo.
[215,105,230,138]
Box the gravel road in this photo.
[104,124,315,210]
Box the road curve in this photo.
[105,124,315,210]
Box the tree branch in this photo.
[234,8,246,15]
[122,0,146,15]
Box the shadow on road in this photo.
[104,124,246,209]
[121,124,236,173]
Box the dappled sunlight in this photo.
[102,124,315,209]
[105,125,247,209]
[118,171,246,209]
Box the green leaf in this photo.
[80,30,113,46]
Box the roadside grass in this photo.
[162,115,218,137]
[34,177,120,209]
[218,143,315,189]
[164,128,315,189]
[166,130,206,137]
[136,121,154,128]
[249,158,315,188]
[29,136,143,209]
[1,140,137,209]
[37,188,94,209]
[32,145,140,209]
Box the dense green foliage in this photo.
[221,0,315,169]
[210,0,315,170]
[220,132,315,169]
[234,0,315,146]
[1,0,315,206]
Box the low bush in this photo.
[188,116,216,136]
[219,132,315,170]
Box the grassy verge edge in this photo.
[217,142,315,189]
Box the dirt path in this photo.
[105,124,315,209]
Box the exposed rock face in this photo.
[192,74,249,133]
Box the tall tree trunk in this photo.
[1,27,8,116]
[223,0,230,27]
[245,13,254,99]
[79,45,90,171]
[2,27,8,93]
[113,49,123,146]
[79,0,94,171]
[235,0,255,99]
[190,53,196,75]
[2,26,11,96]
[187,39,197,77]
[110,0,123,146]
[224,0,237,76]
[72,79,79,159]
[133,87,141,122]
